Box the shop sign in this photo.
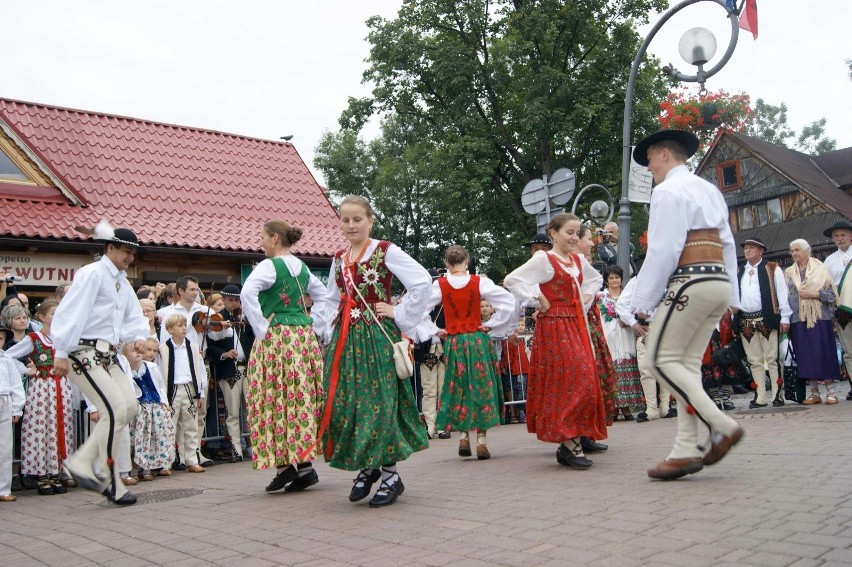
[0,252,91,287]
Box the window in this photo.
[0,150,28,182]
[737,199,784,231]
[738,206,754,230]
[767,198,782,223]
[716,160,743,192]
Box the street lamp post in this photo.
[617,0,742,279]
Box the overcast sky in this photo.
[3,1,849,188]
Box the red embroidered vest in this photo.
[334,240,394,323]
[538,253,583,317]
[439,275,481,335]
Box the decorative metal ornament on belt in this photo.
[617,0,743,280]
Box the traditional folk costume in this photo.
[735,238,792,408]
[0,350,25,500]
[701,309,747,410]
[4,332,74,494]
[630,131,743,480]
[616,280,672,421]
[206,283,256,462]
[127,360,175,474]
[500,335,529,420]
[587,296,619,424]
[412,305,447,440]
[504,250,607,467]
[241,255,325,492]
[313,239,431,507]
[159,336,208,468]
[424,273,515,459]
[823,221,852,394]
[598,289,643,417]
[51,228,149,505]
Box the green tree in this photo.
[744,99,836,155]
[324,0,669,276]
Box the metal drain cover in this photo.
[99,488,203,508]
[733,405,809,416]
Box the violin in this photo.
[192,311,226,333]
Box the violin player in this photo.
[205,284,254,462]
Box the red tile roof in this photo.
[0,98,341,256]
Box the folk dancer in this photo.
[735,237,791,408]
[629,130,744,481]
[51,223,150,505]
[823,220,852,400]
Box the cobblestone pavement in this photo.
[2,388,851,567]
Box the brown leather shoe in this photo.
[157,469,172,477]
[141,472,155,482]
[647,457,704,480]
[803,394,822,405]
[0,494,17,502]
[186,464,206,473]
[122,476,139,486]
[458,439,471,457]
[61,478,78,488]
[476,444,491,460]
[703,425,745,466]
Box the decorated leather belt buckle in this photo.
[94,339,113,354]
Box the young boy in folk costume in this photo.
[159,314,207,474]
[0,346,25,502]
[425,245,515,459]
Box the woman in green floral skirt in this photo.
[426,245,515,460]
[312,195,432,508]
[241,220,328,494]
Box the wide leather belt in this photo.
[77,338,116,354]
[678,229,723,267]
[740,310,763,319]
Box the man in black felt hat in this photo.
[205,283,254,461]
[51,221,150,505]
[628,130,745,481]
[823,219,852,398]
[735,237,791,408]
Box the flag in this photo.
[739,0,758,40]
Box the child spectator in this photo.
[121,343,175,481]
[0,346,25,502]
[500,319,529,424]
[144,338,159,363]
[3,299,74,495]
[159,314,207,473]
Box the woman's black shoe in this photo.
[556,445,592,469]
[349,469,381,502]
[284,469,319,493]
[37,484,55,496]
[580,437,608,453]
[722,400,736,410]
[368,476,405,508]
[102,486,137,506]
[265,466,299,492]
[50,477,67,494]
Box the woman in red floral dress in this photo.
[504,213,607,469]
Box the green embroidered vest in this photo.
[258,257,313,327]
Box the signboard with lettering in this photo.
[0,252,91,287]
[628,147,654,204]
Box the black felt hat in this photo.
[221,284,242,297]
[524,233,553,248]
[632,129,700,167]
[823,220,852,238]
[741,238,767,251]
[94,220,139,248]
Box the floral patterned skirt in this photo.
[130,402,176,471]
[528,315,608,443]
[436,331,503,432]
[20,376,74,476]
[588,307,618,425]
[613,357,644,407]
[323,319,428,471]
[246,324,324,469]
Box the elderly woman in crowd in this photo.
[785,238,842,404]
